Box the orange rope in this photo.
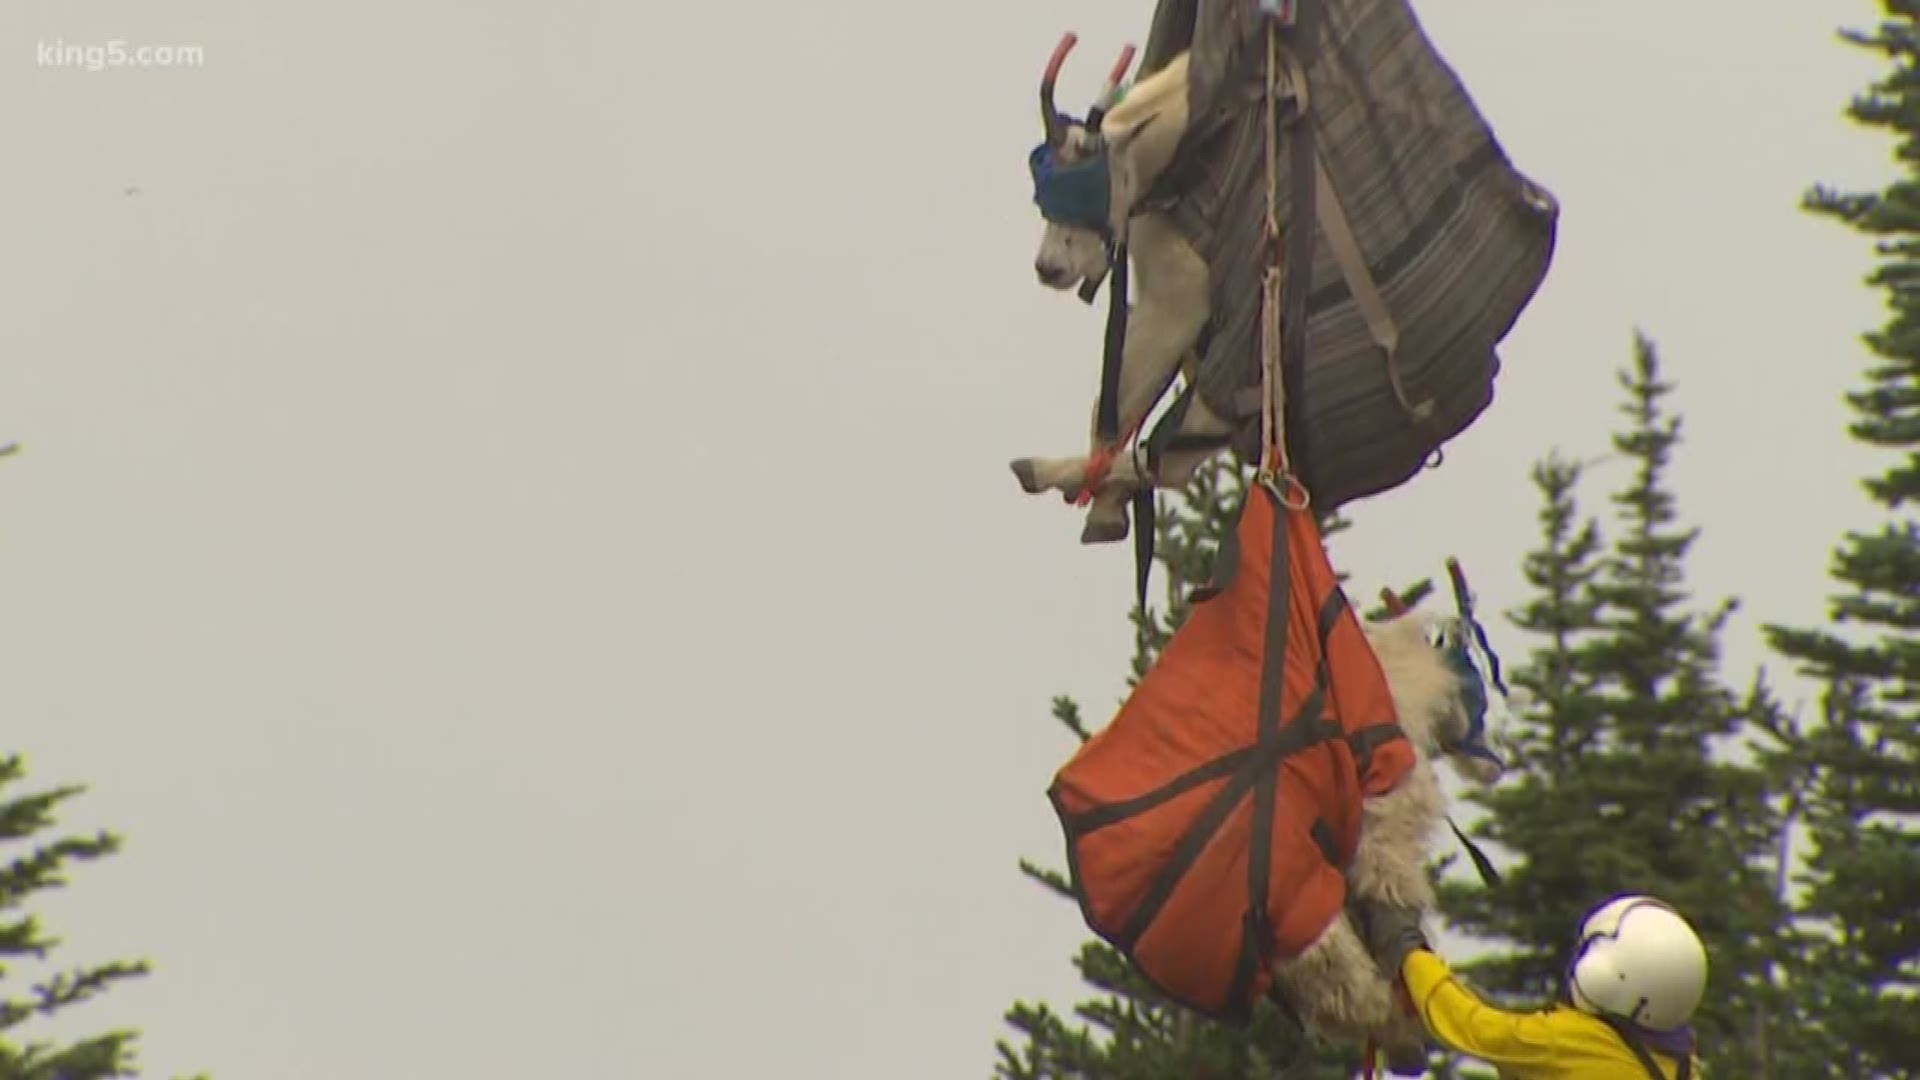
[1073,420,1144,506]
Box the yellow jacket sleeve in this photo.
[1400,949,1563,1070]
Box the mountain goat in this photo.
[1010,38,1232,544]
[1308,608,1505,1073]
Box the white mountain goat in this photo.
[1010,39,1234,544]
[1305,607,1507,1073]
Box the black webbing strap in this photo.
[1097,240,1138,615]
[1130,383,1235,613]
[1132,489,1157,615]
[1095,246,1130,444]
[1447,817,1503,888]
[1128,385,1190,614]
[1237,481,1296,1009]
[1227,495,1373,1014]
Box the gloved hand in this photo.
[1353,899,1431,978]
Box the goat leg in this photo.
[1074,214,1210,545]
[1009,386,1235,545]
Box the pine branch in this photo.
[1051,697,1092,744]
[1018,860,1077,901]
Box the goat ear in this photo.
[1103,116,1144,157]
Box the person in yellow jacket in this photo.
[1356,894,1707,1078]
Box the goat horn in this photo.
[1101,44,1137,101]
[1086,44,1138,130]
[1041,31,1077,145]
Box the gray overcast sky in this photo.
[0,1,1900,1077]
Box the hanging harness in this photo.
[1028,0,1562,608]
[1044,12,1537,1077]
[1047,2,1423,1030]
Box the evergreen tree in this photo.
[1746,679,1864,1080]
[1434,452,1607,1005]
[1760,8,1920,1074]
[0,443,205,1080]
[0,753,207,1080]
[1437,335,1783,1076]
[1732,675,1822,1080]
[995,457,1425,1079]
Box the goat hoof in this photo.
[1081,515,1130,545]
[1009,459,1045,495]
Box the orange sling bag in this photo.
[1048,483,1415,1022]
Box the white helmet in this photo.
[1566,895,1708,1031]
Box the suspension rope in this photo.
[1258,16,1309,511]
